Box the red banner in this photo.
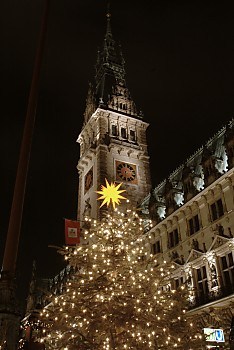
[65,219,80,245]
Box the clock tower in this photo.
[77,11,151,220]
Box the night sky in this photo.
[1,1,234,305]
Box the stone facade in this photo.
[140,119,234,348]
[77,108,151,220]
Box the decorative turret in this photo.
[224,122,234,170]
[181,164,198,202]
[201,146,219,186]
[83,83,96,124]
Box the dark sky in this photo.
[1,0,234,305]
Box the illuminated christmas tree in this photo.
[39,182,205,349]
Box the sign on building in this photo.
[204,328,225,343]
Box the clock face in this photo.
[84,168,93,193]
[116,161,137,184]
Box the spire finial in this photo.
[106,2,112,36]
[106,2,111,18]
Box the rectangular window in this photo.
[196,266,209,298]
[111,124,117,136]
[210,199,224,221]
[211,203,217,221]
[175,277,184,289]
[220,252,234,289]
[217,198,224,217]
[194,214,200,231]
[168,229,179,248]
[188,214,200,235]
[151,240,161,255]
[130,130,135,141]
[121,127,127,139]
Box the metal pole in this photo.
[0,1,50,349]
[1,0,50,276]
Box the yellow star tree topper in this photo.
[96,179,126,209]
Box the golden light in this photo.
[96,179,126,209]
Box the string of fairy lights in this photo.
[20,180,205,349]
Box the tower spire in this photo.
[84,6,141,123]
[93,7,139,117]
[106,3,112,38]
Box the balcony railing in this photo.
[189,283,234,309]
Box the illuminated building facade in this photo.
[141,120,234,349]
[76,11,234,349]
